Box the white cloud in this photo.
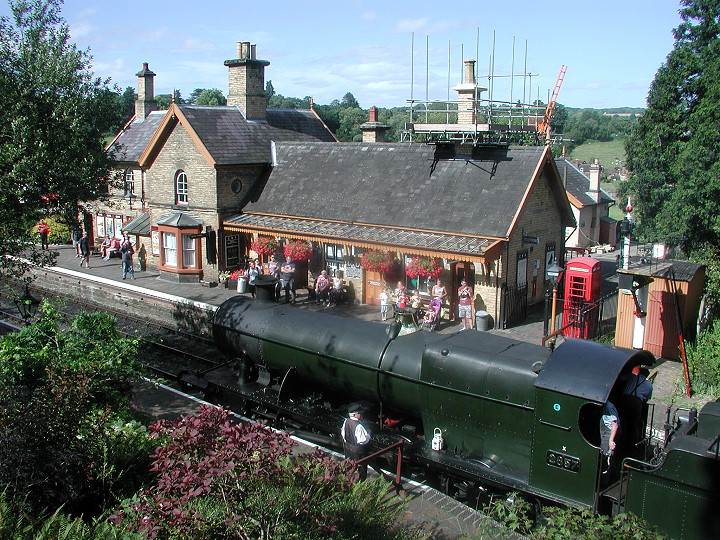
[394,17,429,33]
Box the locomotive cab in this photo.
[529,339,654,508]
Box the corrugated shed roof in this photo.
[555,157,614,207]
[243,143,548,239]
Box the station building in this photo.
[93,41,575,328]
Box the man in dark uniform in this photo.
[341,404,370,480]
[619,366,653,459]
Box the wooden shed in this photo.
[615,261,705,360]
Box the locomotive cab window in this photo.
[578,402,603,448]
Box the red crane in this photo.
[538,65,567,140]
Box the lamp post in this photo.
[620,199,635,270]
[14,286,40,321]
[546,262,564,334]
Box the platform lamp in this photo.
[546,262,564,334]
[14,285,40,321]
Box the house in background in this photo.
[556,157,617,253]
[95,42,335,282]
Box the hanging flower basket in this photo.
[283,240,312,261]
[360,250,396,273]
[405,257,443,279]
[251,237,279,256]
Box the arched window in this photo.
[175,170,188,205]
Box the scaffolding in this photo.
[401,31,565,146]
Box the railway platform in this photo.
[33,244,696,426]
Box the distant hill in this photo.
[565,107,644,117]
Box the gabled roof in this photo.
[555,157,614,207]
[138,104,336,168]
[239,143,572,240]
[107,111,166,164]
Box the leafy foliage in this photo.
[0,305,150,516]
[687,318,720,395]
[0,0,124,277]
[485,493,661,539]
[112,405,420,540]
[360,250,397,273]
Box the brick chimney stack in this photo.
[452,60,487,125]
[360,106,390,143]
[225,41,270,120]
[135,62,156,120]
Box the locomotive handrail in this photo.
[355,439,405,494]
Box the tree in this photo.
[0,0,124,277]
[155,89,184,109]
[625,0,720,258]
[265,79,275,101]
[341,91,360,109]
[193,88,227,106]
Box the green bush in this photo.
[0,305,150,517]
[481,494,660,539]
[687,320,720,396]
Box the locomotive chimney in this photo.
[253,274,278,302]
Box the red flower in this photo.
[283,240,312,261]
[405,257,442,279]
[360,251,396,273]
[251,237,279,256]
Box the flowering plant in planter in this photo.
[360,250,396,273]
[218,271,231,282]
[229,270,245,280]
[251,237,279,256]
[283,240,312,261]
[405,257,443,279]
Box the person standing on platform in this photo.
[341,404,371,480]
[379,288,390,321]
[120,235,135,280]
[280,255,296,304]
[458,279,474,330]
[37,219,50,250]
[71,225,82,257]
[78,232,90,268]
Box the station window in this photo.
[175,170,188,205]
[163,232,177,266]
[124,169,135,197]
[182,233,196,268]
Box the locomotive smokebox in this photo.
[253,274,278,302]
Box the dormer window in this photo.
[175,170,188,205]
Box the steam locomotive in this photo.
[210,282,720,539]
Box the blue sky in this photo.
[2,0,684,109]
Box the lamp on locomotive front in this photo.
[546,262,564,334]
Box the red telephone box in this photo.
[562,257,602,339]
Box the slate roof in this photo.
[121,212,151,236]
[555,157,614,206]
[108,111,165,163]
[225,213,499,258]
[240,143,557,239]
[111,106,335,167]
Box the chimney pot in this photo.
[369,106,378,122]
[464,60,476,84]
